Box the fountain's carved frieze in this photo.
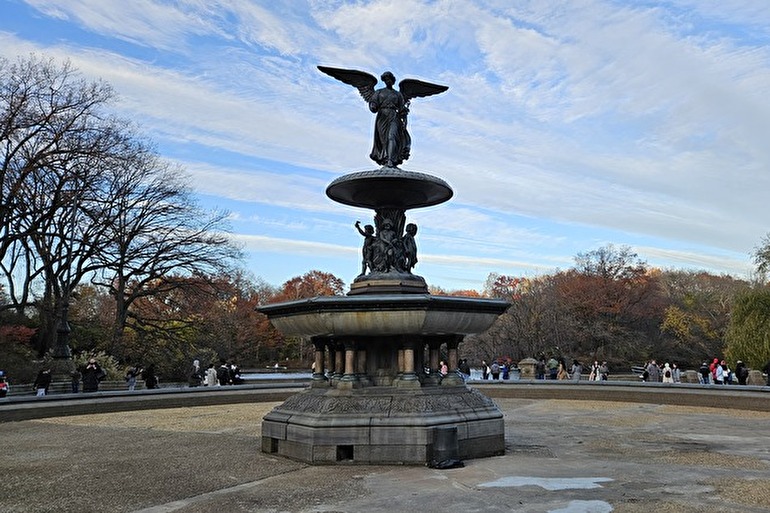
[324,396,393,414]
[273,388,497,416]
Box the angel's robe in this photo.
[368,86,410,167]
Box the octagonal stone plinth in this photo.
[261,385,504,465]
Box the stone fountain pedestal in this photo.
[261,385,503,464]
[258,167,510,465]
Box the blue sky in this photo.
[2,0,769,292]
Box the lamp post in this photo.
[52,300,72,359]
[50,187,79,383]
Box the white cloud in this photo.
[3,0,768,289]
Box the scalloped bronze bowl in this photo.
[326,167,453,209]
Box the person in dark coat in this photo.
[142,364,159,389]
[82,359,105,393]
[188,360,203,387]
[70,369,81,393]
[216,361,231,386]
[735,361,749,385]
[33,368,52,396]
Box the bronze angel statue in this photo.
[318,66,448,168]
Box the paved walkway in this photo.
[2,390,770,513]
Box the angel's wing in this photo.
[399,79,448,103]
[318,66,378,102]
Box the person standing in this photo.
[0,371,8,398]
[709,358,720,383]
[661,363,673,383]
[646,360,660,383]
[458,359,471,380]
[70,369,81,393]
[671,363,681,383]
[735,361,749,386]
[714,362,725,385]
[33,368,52,396]
[82,359,105,393]
[204,364,218,386]
[557,358,569,380]
[142,364,159,389]
[125,365,140,391]
[763,360,770,386]
[721,360,731,384]
[599,361,610,381]
[589,361,601,381]
[547,356,559,380]
[481,360,490,380]
[490,361,501,380]
[230,363,242,385]
[189,360,203,387]
[698,361,711,384]
[216,361,231,386]
[570,360,582,382]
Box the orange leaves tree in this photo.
[263,270,346,365]
[472,246,668,368]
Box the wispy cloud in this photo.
[3,0,767,289]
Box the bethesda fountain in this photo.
[257,66,510,465]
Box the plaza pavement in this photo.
[1,384,770,513]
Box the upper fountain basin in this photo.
[326,168,453,210]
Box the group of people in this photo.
[480,359,521,380]
[541,356,609,382]
[641,358,763,385]
[124,364,158,391]
[639,360,682,383]
[24,357,243,397]
[478,356,609,382]
[696,358,749,385]
[192,360,243,388]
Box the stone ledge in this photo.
[475,381,770,412]
[0,384,306,423]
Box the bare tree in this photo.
[89,147,242,352]
[0,55,113,266]
[1,55,242,355]
[0,55,125,353]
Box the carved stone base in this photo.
[349,273,428,295]
[261,385,505,465]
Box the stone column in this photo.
[396,337,420,388]
[310,337,329,388]
[338,339,359,390]
[356,340,371,386]
[333,341,345,386]
[425,337,443,386]
[326,343,336,379]
[441,335,465,386]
